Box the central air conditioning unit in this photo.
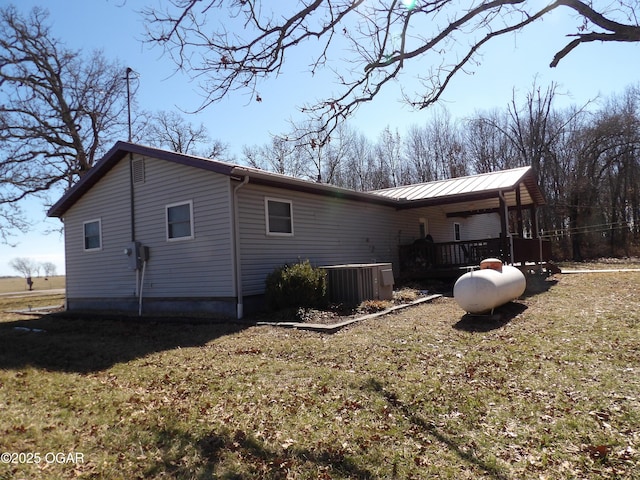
[321,263,394,305]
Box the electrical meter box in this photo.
[124,241,149,270]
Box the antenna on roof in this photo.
[125,67,139,142]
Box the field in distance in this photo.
[0,276,65,294]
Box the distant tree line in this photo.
[8,257,57,290]
[2,5,639,262]
[241,83,640,261]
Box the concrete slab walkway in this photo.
[561,268,640,274]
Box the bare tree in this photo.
[567,96,640,260]
[374,127,405,187]
[464,109,516,173]
[404,108,467,183]
[41,261,57,278]
[205,138,232,160]
[143,1,640,143]
[141,110,231,158]
[339,129,376,191]
[0,6,129,240]
[241,136,305,177]
[9,257,39,290]
[289,119,335,183]
[0,203,29,245]
[404,124,439,183]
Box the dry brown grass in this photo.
[0,275,65,294]
[0,270,638,479]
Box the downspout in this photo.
[129,153,139,297]
[138,258,147,316]
[232,176,249,319]
[129,154,136,242]
[498,191,514,264]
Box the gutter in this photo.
[232,176,249,319]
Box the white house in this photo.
[48,141,547,318]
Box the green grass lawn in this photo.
[0,271,638,479]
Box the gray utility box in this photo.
[321,263,394,305]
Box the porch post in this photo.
[498,192,510,262]
[515,187,524,238]
[530,206,539,238]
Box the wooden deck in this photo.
[399,237,552,278]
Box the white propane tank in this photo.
[453,259,526,314]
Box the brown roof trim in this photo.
[229,166,397,207]
[48,141,545,218]
[48,142,241,217]
[47,141,396,217]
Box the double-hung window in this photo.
[166,201,194,241]
[265,198,293,236]
[83,219,102,251]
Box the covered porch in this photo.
[373,166,552,278]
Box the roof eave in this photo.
[230,167,398,207]
[47,142,546,219]
[47,141,237,218]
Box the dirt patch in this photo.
[259,287,434,325]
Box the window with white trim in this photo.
[166,201,194,240]
[83,219,102,251]
[265,198,293,236]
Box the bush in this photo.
[265,260,327,311]
[357,299,392,314]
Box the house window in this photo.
[166,201,194,240]
[83,219,102,251]
[453,222,461,241]
[265,198,293,236]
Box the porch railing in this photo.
[399,237,551,275]
[512,237,552,264]
[399,238,503,272]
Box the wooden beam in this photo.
[530,205,539,239]
[446,204,531,218]
[499,193,510,263]
[446,208,500,218]
[516,187,524,237]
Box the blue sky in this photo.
[0,0,639,276]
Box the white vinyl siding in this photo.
[265,197,293,236]
[62,149,505,311]
[237,184,412,296]
[132,158,234,298]
[166,200,194,241]
[394,207,501,244]
[64,161,134,298]
[83,219,102,251]
[63,154,235,301]
[464,213,502,240]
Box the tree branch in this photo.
[143,0,640,145]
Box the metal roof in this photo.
[372,166,545,208]
[48,142,545,218]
